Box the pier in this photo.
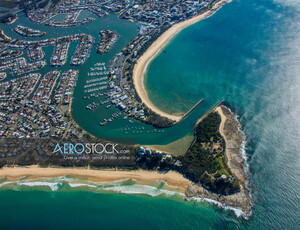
[177,98,205,123]
[192,100,225,130]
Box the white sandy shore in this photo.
[132,0,231,122]
[215,106,247,185]
[0,105,251,212]
[216,106,227,137]
[0,166,190,193]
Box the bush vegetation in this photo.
[179,112,240,195]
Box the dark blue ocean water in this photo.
[145,0,300,228]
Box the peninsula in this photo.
[185,105,251,213]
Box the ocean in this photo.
[0,0,300,228]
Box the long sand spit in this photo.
[132,0,231,122]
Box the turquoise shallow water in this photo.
[0,0,300,228]
[0,11,205,144]
[0,190,246,230]
[145,0,300,228]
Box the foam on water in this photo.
[102,184,185,198]
[17,181,60,191]
[225,106,253,210]
[224,106,250,172]
[190,197,247,218]
[0,178,184,198]
[0,181,14,187]
[68,183,97,188]
[0,176,250,218]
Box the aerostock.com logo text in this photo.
[53,143,120,155]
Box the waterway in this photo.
[0,0,299,228]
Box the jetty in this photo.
[176,98,204,124]
[192,100,225,130]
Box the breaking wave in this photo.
[0,175,247,218]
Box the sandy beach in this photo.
[6,15,18,25]
[132,0,231,122]
[216,106,227,137]
[0,105,251,212]
[0,28,11,41]
[215,106,248,185]
[0,166,190,193]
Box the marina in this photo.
[0,0,298,229]
[0,1,213,143]
[84,81,107,89]
[85,76,108,84]
[99,111,122,126]
[87,71,109,76]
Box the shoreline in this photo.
[6,15,17,24]
[186,105,252,214]
[146,134,194,156]
[0,27,11,41]
[0,166,190,193]
[216,105,250,195]
[132,0,231,122]
[0,106,251,215]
